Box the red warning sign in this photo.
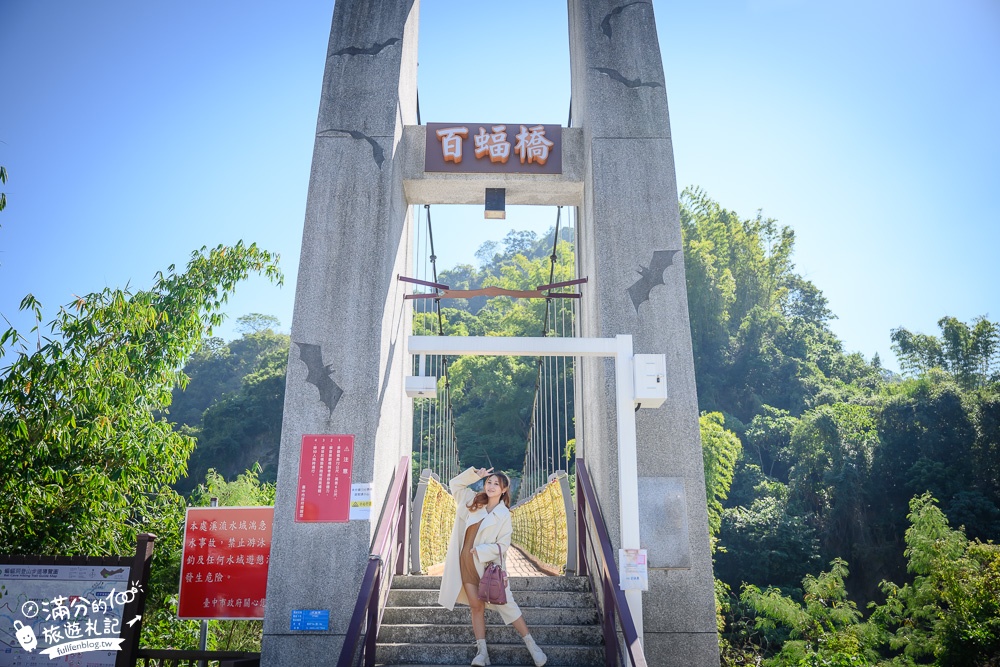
[177,506,273,619]
[295,434,354,522]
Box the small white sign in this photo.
[349,483,373,521]
[619,548,649,591]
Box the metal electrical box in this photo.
[633,354,667,409]
[405,375,437,398]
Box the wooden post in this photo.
[117,532,156,667]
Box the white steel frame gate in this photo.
[409,334,655,639]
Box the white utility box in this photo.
[633,354,667,409]
[405,375,437,398]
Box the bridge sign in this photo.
[424,123,562,174]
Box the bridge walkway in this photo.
[424,544,552,578]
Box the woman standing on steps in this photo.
[438,466,548,667]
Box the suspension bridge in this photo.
[261,1,720,665]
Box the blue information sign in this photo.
[290,609,330,631]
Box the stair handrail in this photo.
[337,456,411,667]
[576,459,648,667]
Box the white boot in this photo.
[471,638,491,666]
[523,633,547,667]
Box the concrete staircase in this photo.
[376,575,604,666]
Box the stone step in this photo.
[382,605,599,626]
[378,623,602,646]
[376,642,604,666]
[388,589,591,609]
[391,576,589,593]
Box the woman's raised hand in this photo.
[475,467,494,479]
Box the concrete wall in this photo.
[568,0,720,663]
[261,2,418,664]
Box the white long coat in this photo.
[436,467,522,624]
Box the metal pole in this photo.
[614,335,643,641]
[198,496,218,667]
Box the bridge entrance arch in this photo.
[409,333,647,636]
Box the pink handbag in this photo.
[477,544,508,605]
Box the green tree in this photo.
[700,412,750,660]
[741,405,798,484]
[165,337,238,427]
[475,237,575,337]
[123,490,196,650]
[681,187,796,332]
[871,375,980,550]
[413,307,485,337]
[968,388,1000,532]
[436,264,484,313]
[183,349,287,489]
[169,318,288,429]
[171,326,290,492]
[0,242,282,556]
[447,355,535,472]
[716,487,821,591]
[891,315,1000,389]
[235,313,281,335]
[678,187,872,421]
[701,411,742,550]
[736,494,1000,665]
[742,559,882,666]
[873,494,1000,665]
[787,404,885,601]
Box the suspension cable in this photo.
[518,207,578,500]
[415,204,460,482]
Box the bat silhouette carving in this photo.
[594,67,663,89]
[627,250,679,312]
[331,37,401,57]
[317,128,385,168]
[296,342,344,415]
[600,2,651,39]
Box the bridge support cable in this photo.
[519,207,577,501]
[411,204,460,484]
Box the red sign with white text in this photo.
[177,506,273,619]
[295,434,354,522]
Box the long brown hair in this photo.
[466,472,511,512]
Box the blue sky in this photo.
[1,1,998,373]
